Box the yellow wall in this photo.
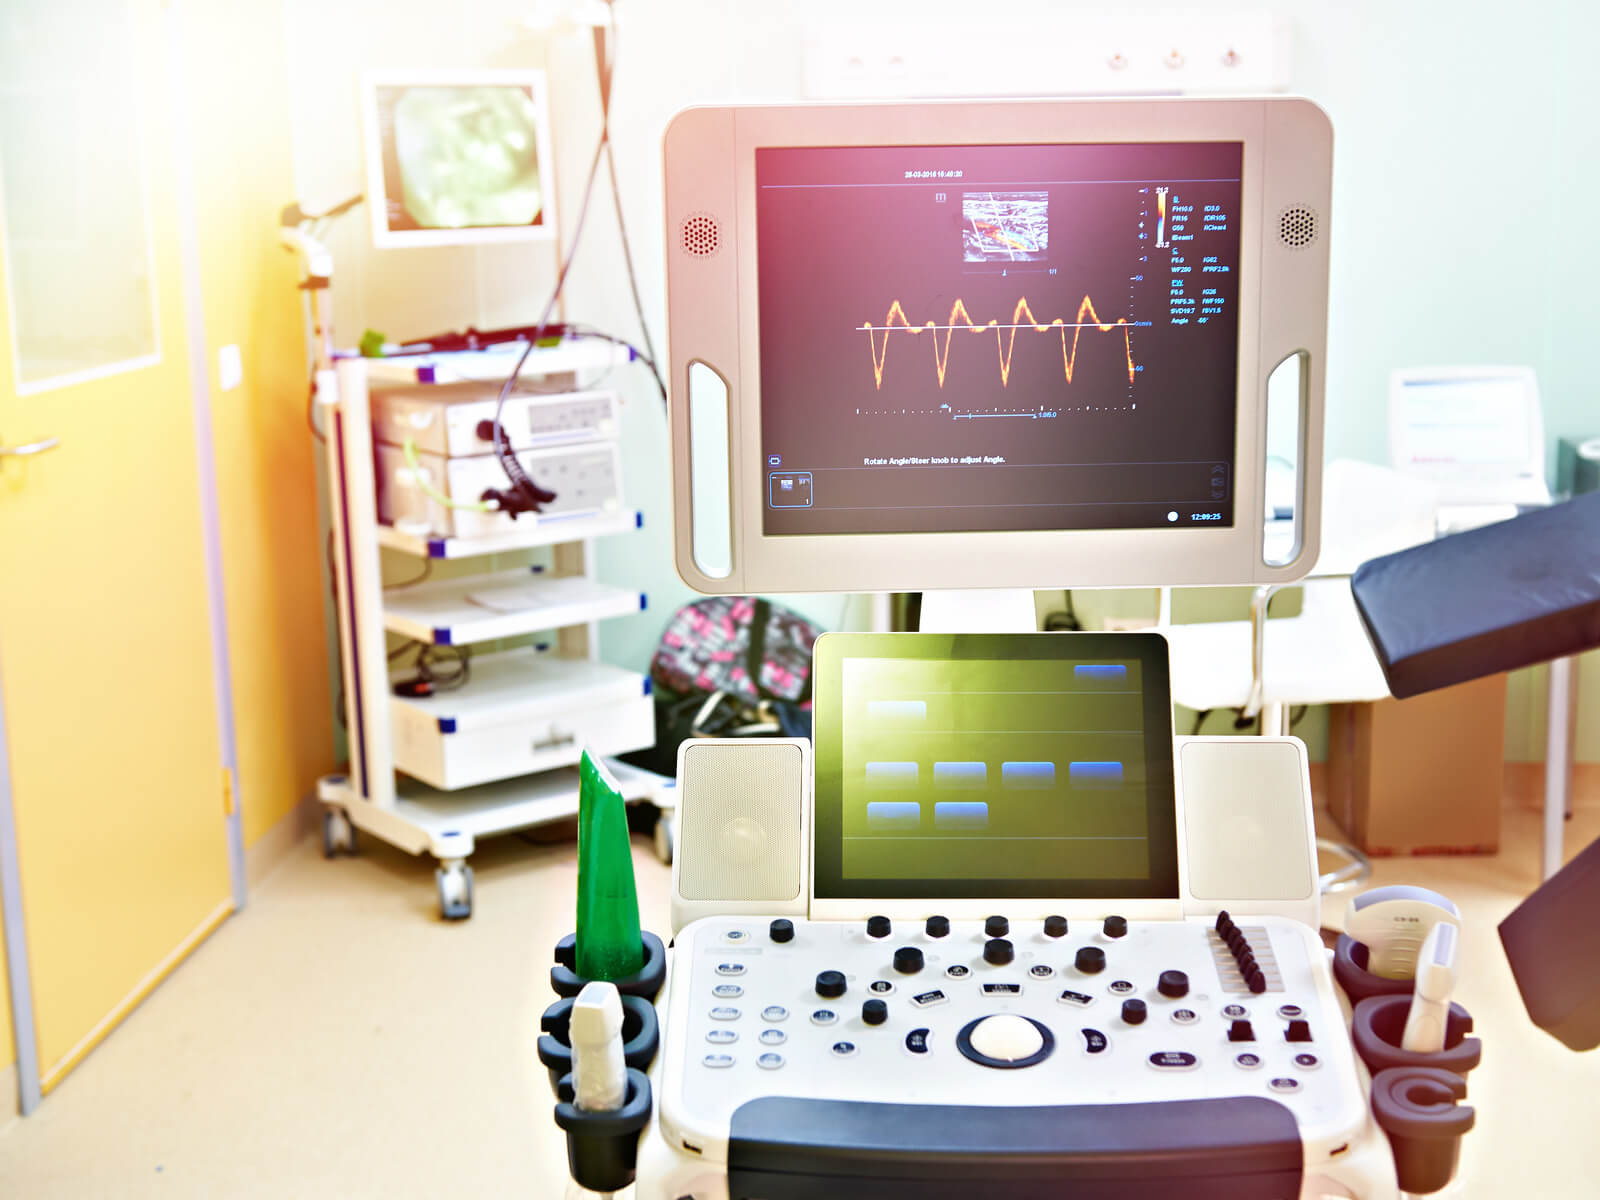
[182,0,333,847]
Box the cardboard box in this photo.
[1326,674,1507,856]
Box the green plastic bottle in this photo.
[574,750,644,981]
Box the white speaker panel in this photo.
[670,738,810,934]
[1176,735,1319,930]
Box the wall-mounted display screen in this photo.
[363,72,557,248]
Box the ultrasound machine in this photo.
[543,97,1480,1199]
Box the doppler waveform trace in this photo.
[860,297,1140,390]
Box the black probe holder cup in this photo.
[1333,934,1421,1004]
[550,930,666,1002]
[537,993,660,1093]
[1350,994,1482,1078]
[1369,1066,1476,1195]
[553,1068,653,1195]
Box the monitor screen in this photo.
[364,74,556,247]
[1395,374,1535,468]
[756,142,1243,536]
[812,633,1179,900]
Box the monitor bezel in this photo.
[663,98,1332,592]
[361,69,559,249]
[810,631,1180,907]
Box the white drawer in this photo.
[390,650,655,791]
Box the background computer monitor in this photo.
[1387,365,1550,507]
[361,70,557,249]
[662,98,1333,594]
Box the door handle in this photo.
[0,436,60,458]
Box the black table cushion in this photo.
[1350,492,1600,698]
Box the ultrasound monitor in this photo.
[663,99,1333,593]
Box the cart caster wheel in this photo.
[436,861,474,920]
[322,807,356,858]
[653,811,673,866]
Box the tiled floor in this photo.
[0,800,1595,1198]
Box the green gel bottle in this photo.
[575,750,644,981]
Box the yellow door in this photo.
[0,0,233,1099]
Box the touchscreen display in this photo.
[812,633,1179,899]
[756,143,1243,536]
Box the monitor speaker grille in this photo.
[680,212,720,258]
[1278,205,1319,250]
[678,742,803,902]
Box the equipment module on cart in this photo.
[643,633,1397,1199]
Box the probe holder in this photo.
[553,1068,653,1194]
[1350,994,1481,1078]
[550,930,666,1001]
[1333,934,1420,1004]
[1368,1066,1475,1195]
[537,993,661,1093]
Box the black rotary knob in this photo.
[1121,998,1148,1025]
[1075,946,1106,974]
[925,915,950,938]
[815,970,847,998]
[1158,970,1190,999]
[985,915,1010,938]
[1103,915,1128,939]
[983,938,1014,965]
[769,918,794,944]
[867,915,892,939]
[1044,915,1068,938]
[862,999,888,1026]
[893,946,925,975]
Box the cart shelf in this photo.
[383,570,645,646]
[377,509,643,559]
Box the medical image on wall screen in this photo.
[812,633,1179,899]
[756,142,1243,536]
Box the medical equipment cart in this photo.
[313,345,671,921]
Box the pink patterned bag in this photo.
[650,596,819,708]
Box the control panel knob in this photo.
[1286,1019,1314,1043]
[925,915,950,938]
[862,998,888,1026]
[1121,998,1147,1025]
[815,970,847,999]
[1228,1019,1256,1043]
[1043,914,1068,938]
[769,918,794,944]
[983,938,1014,966]
[1157,970,1190,999]
[867,915,891,939]
[985,915,1010,938]
[1103,915,1128,939]
[893,946,925,975]
[1075,946,1106,974]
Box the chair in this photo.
[1159,460,1440,893]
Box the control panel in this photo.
[656,912,1381,1190]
